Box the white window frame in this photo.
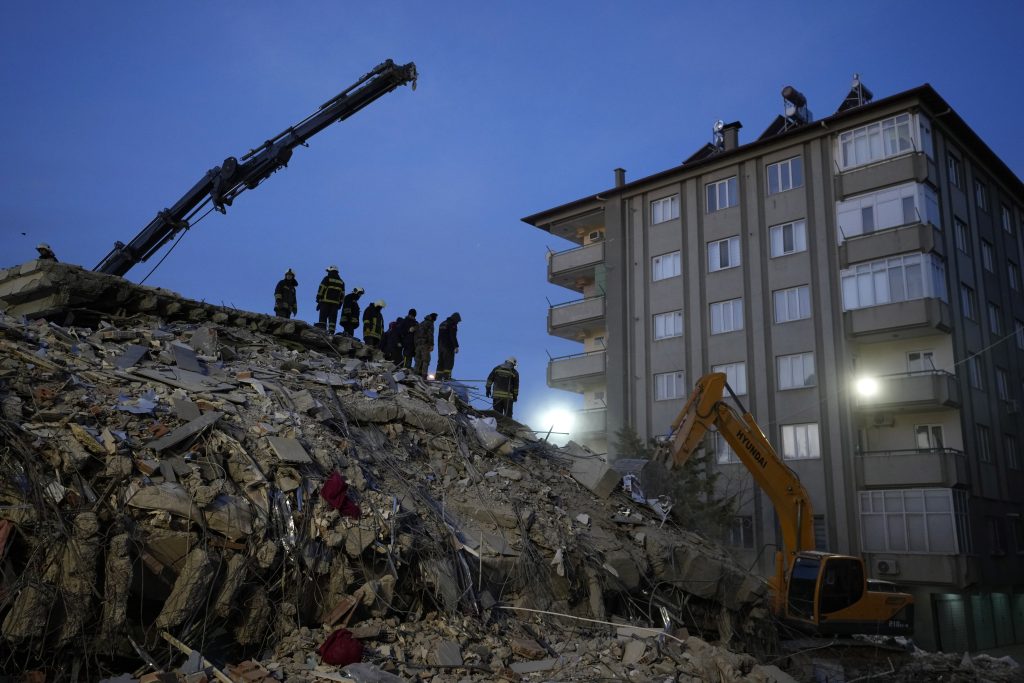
[654,371,685,401]
[981,241,995,272]
[837,112,916,171]
[974,179,989,212]
[1009,262,1020,291]
[652,251,681,281]
[706,176,738,213]
[773,285,811,323]
[769,219,807,257]
[988,302,1002,334]
[836,182,939,241]
[967,355,983,390]
[859,488,966,554]
[947,154,963,188]
[840,253,947,311]
[996,367,1010,401]
[960,284,977,320]
[710,298,744,334]
[914,424,944,450]
[778,352,815,390]
[653,310,683,340]
[767,156,803,195]
[1005,434,1021,470]
[781,423,820,460]
[1001,205,1014,234]
[727,515,754,548]
[712,361,747,395]
[954,218,969,253]
[651,194,680,225]
[712,431,739,464]
[708,236,741,272]
[907,350,936,374]
[978,424,993,463]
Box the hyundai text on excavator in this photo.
[94,59,417,278]
[666,372,914,637]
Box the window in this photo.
[1016,320,1024,350]
[1002,205,1014,234]
[727,516,754,549]
[836,182,940,240]
[651,194,679,224]
[710,298,743,334]
[713,431,739,464]
[769,219,807,257]
[988,302,1002,334]
[996,367,1010,401]
[947,154,963,188]
[708,236,740,272]
[781,423,820,459]
[838,113,915,170]
[712,361,747,395]
[915,425,944,450]
[1009,262,1020,291]
[653,310,683,340]
[988,517,1006,554]
[981,241,994,272]
[706,176,738,212]
[652,251,681,281]
[813,516,828,551]
[773,285,811,323]
[954,218,969,253]
[960,284,977,320]
[1006,434,1021,470]
[908,351,935,374]
[859,488,967,554]
[977,424,993,463]
[840,253,948,311]
[974,180,989,212]
[654,371,685,401]
[767,156,803,195]
[778,352,815,389]
[967,355,983,390]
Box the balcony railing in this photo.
[548,241,604,291]
[838,221,940,269]
[854,370,960,412]
[548,350,606,392]
[856,448,970,488]
[548,295,605,339]
[572,407,607,435]
[844,298,952,342]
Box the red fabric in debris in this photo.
[321,471,361,518]
[318,628,363,665]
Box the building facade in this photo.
[523,82,1024,651]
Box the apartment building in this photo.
[523,80,1024,651]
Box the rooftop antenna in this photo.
[780,85,812,132]
[712,119,725,151]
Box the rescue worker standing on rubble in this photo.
[414,312,437,378]
[383,317,402,362]
[339,287,364,336]
[362,300,385,348]
[486,357,520,418]
[273,269,298,318]
[36,243,58,262]
[397,309,418,369]
[435,312,461,381]
[315,265,345,334]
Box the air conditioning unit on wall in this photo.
[875,559,900,576]
[871,413,895,428]
[588,230,604,242]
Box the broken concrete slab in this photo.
[266,436,313,464]
[113,343,149,369]
[171,342,203,373]
[432,641,463,667]
[146,411,224,452]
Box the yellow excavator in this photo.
[666,372,914,636]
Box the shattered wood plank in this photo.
[265,436,313,464]
[146,411,224,452]
[112,343,149,369]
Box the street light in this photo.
[855,376,879,397]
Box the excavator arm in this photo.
[95,59,417,277]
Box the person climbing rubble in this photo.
[315,265,345,334]
[486,356,519,418]
[414,312,437,378]
[273,269,298,318]
[382,317,402,362]
[435,312,460,380]
[339,287,364,336]
[35,242,58,262]
[397,308,418,369]
[361,299,385,348]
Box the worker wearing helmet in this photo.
[382,316,403,362]
[362,299,386,348]
[486,357,520,418]
[413,313,438,378]
[435,312,461,381]
[36,243,58,262]
[315,266,345,334]
[273,269,298,319]
[339,287,365,336]
[397,309,419,370]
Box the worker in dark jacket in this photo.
[315,265,345,334]
[383,318,402,362]
[340,287,365,336]
[414,313,438,378]
[486,357,520,418]
[435,312,461,381]
[36,243,58,262]
[397,309,418,369]
[362,300,385,348]
[273,269,298,318]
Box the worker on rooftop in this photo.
[35,243,58,262]
[362,299,385,348]
[486,357,520,418]
[273,269,298,319]
[397,309,418,369]
[315,265,345,334]
[340,287,365,336]
[435,312,461,381]
[414,312,438,378]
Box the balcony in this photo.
[834,152,934,199]
[844,298,952,342]
[548,295,605,340]
[862,552,978,588]
[855,370,960,413]
[548,241,605,291]
[838,222,941,269]
[548,350,606,392]
[572,407,607,436]
[856,448,970,489]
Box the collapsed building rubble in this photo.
[0,260,1021,683]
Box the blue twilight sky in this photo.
[2,1,1023,438]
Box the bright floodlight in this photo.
[855,377,879,397]
[541,408,576,435]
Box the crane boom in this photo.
[94,59,417,277]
